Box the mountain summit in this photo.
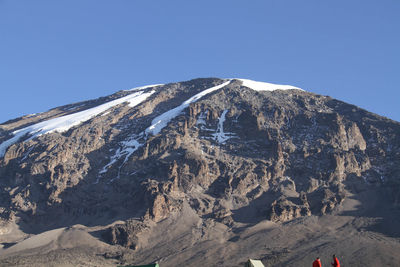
[0,78,399,266]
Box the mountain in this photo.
[0,78,399,266]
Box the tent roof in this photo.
[248,259,265,267]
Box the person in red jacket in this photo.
[331,254,340,267]
[313,257,322,267]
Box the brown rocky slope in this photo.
[0,78,399,266]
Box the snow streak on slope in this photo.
[237,79,302,91]
[146,81,231,135]
[212,110,235,143]
[0,90,156,157]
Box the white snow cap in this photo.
[0,89,156,157]
[236,78,302,91]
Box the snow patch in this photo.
[97,133,143,182]
[212,110,236,143]
[196,111,208,126]
[0,90,155,157]
[237,78,302,91]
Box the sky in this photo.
[0,0,399,123]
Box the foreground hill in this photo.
[0,78,399,266]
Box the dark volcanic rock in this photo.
[102,220,148,249]
[268,193,311,222]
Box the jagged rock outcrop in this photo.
[268,193,311,222]
[102,220,148,250]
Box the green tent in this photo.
[245,259,265,267]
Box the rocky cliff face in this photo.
[0,78,399,251]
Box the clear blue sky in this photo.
[1,0,399,123]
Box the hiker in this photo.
[312,257,322,267]
[331,254,340,267]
